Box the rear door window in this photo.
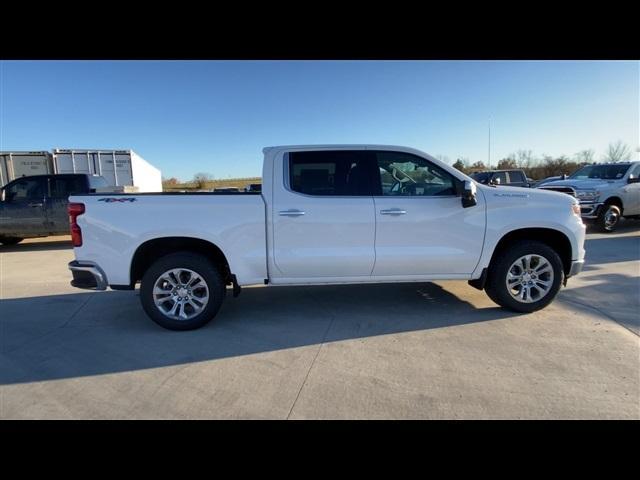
[50,176,86,198]
[508,171,525,183]
[87,176,109,190]
[492,171,508,185]
[288,151,372,196]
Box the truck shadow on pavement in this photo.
[1,282,519,385]
[0,238,72,253]
[585,219,640,235]
[580,234,640,268]
[559,271,640,335]
[3,227,637,386]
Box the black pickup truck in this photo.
[0,174,110,245]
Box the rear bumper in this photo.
[68,260,108,290]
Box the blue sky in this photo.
[1,60,638,180]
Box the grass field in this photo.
[163,177,261,192]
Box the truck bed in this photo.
[70,192,268,287]
[81,191,262,195]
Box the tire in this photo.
[140,252,226,331]
[0,236,23,246]
[596,204,621,233]
[485,240,564,313]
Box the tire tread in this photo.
[485,240,564,313]
[140,251,226,331]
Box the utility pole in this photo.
[488,118,491,169]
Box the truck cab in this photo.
[0,173,109,245]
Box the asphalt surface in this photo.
[1,222,638,419]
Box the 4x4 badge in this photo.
[98,198,137,203]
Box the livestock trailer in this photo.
[0,151,53,187]
[52,149,162,192]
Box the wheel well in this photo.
[490,228,573,275]
[130,237,232,286]
[603,196,623,215]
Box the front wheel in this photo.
[596,204,621,232]
[485,241,564,313]
[140,252,226,330]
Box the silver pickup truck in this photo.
[539,161,640,232]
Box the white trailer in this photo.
[0,151,53,187]
[52,149,162,192]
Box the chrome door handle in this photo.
[380,209,407,215]
[279,209,305,217]
[28,203,44,208]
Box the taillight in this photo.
[68,203,85,247]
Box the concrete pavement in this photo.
[1,224,638,419]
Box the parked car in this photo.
[213,187,240,193]
[0,174,110,245]
[470,169,531,187]
[244,183,262,193]
[68,145,585,331]
[538,161,640,232]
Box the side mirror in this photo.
[462,180,477,208]
[628,174,640,184]
[490,176,501,185]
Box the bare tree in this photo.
[603,141,632,163]
[435,154,450,164]
[497,157,517,170]
[539,155,573,179]
[193,172,214,189]
[162,177,181,188]
[516,150,535,169]
[574,149,595,164]
[470,161,486,171]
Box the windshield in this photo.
[569,164,630,180]
[470,172,490,183]
[88,175,110,189]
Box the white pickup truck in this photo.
[538,161,640,232]
[68,145,586,330]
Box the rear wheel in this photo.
[485,241,564,313]
[596,204,621,232]
[0,236,23,246]
[140,252,226,330]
